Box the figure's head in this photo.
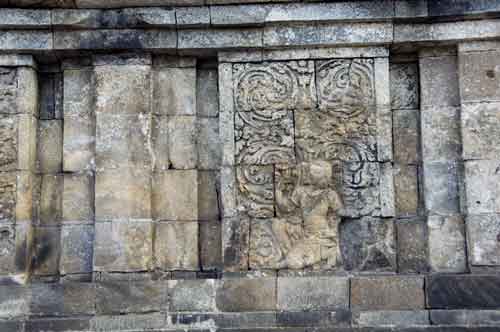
[307,161,332,188]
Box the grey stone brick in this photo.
[462,102,500,160]
[393,109,419,164]
[60,225,94,275]
[353,310,429,327]
[155,222,199,271]
[459,50,500,102]
[428,214,466,273]
[30,283,96,316]
[419,53,460,107]
[466,214,500,266]
[216,278,276,311]
[396,218,428,273]
[169,279,215,311]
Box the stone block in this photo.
[466,214,500,266]
[236,165,274,219]
[276,310,350,327]
[176,6,210,27]
[60,225,94,275]
[37,120,63,173]
[222,217,249,271]
[431,310,500,325]
[62,173,94,223]
[197,68,219,117]
[63,115,95,172]
[380,162,396,217]
[0,10,50,27]
[0,30,52,51]
[95,168,151,221]
[95,64,150,115]
[0,321,23,332]
[151,115,169,171]
[462,102,500,160]
[200,220,222,271]
[351,276,425,310]
[422,161,461,215]
[428,214,466,273]
[39,174,63,225]
[393,109,419,164]
[168,116,197,169]
[32,226,61,276]
[39,72,63,120]
[152,170,197,221]
[353,310,429,327]
[394,164,419,217]
[340,217,396,272]
[390,62,419,109]
[396,218,428,273]
[154,67,196,116]
[464,160,500,214]
[30,283,95,316]
[16,171,35,223]
[169,279,215,311]
[0,114,37,172]
[377,106,393,162]
[421,106,461,162]
[277,277,349,311]
[0,285,30,318]
[178,28,262,49]
[220,167,236,218]
[0,115,19,172]
[96,281,166,314]
[26,318,91,332]
[198,171,220,221]
[63,68,94,117]
[0,172,17,223]
[197,117,221,170]
[427,275,500,309]
[155,222,199,271]
[96,113,151,170]
[91,312,165,332]
[218,63,235,167]
[459,50,500,102]
[419,54,459,107]
[0,224,15,274]
[216,278,276,311]
[93,221,153,272]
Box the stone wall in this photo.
[1,1,500,331]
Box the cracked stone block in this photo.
[37,120,62,173]
[396,218,428,273]
[96,113,151,170]
[95,168,151,221]
[60,225,94,275]
[62,173,94,223]
[464,160,500,214]
[39,174,63,225]
[94,221,153,272]
[197,117,221,170]
[466,214,500,266]
[393,109,419,164]
[340,217,396,272]
[152,170,197,221]
[428,214,466,273]
[197,68,219,117]
[168,116,197,169]
[459,50,500,102]
[154,67,196,116]
[394,164,419,217]
[155,222,198,271]
[419,54,459,107]
[462,102,500,160]
[95,64,151,115]
[390,62,419,110]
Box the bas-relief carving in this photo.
[232,58,388,270]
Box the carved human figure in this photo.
[276,161,344,269]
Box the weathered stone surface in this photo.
[154,66,196,116]
[176,6,210,27]
[394,164,419,216]
[37,120,62,173]
[152,170,197,221]
[168,116,197,169]
[94,221,153,272]
[178,28,262,49]
[32,226,60,276]
[431,310,500,325]
[95,168,151,221]
[0,30,52,51]
[62,173,94,223]
[220,166,237,218]
[92,312,165,331]
[96,281,166,314]
[353,310,429,327]
[151,115,169,171]
[466,214,500,266]
[393,109,419,164]
[340,217,396,272]
[0,224,16,274]
[200,220,222,271]
[38,174,63,225]
[15,171,35,223]
[216,278,276,311]
[427,275,500,309]
[462,102,500,160]
[464,160,500,214]
[198,171,220,221]
[39,72,63,120]
[222,216,249,271]
[169,279,215,311]
[0,114,36,172]
[276,310,350,327]
[277,276,348,311]
[60,225,94,275]
[421,106,461,162]
[428,214,467,273]
[0,285,29,318]
[155,222,199,270]
[236,165,274,219]
[197,68,219,117]
[26,318,91,332]
[396,218,428,273]
[419,53,459,107]
[422,161,461,215]
[0,9,50,27]
[390,62,419,110]
[0,116,18,172]
[459,50,500,102]
[30,283,95,316]
[197,117,221,170]
[0,172,17,223]
[351,276,425,310]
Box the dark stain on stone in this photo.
[15,237,27,271]
[486,69,495,79]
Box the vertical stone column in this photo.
[0,55,38,283]
[61,58,95,279]
[418,48,466,273]
[458,41,500,272]
[93,54,153,273]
